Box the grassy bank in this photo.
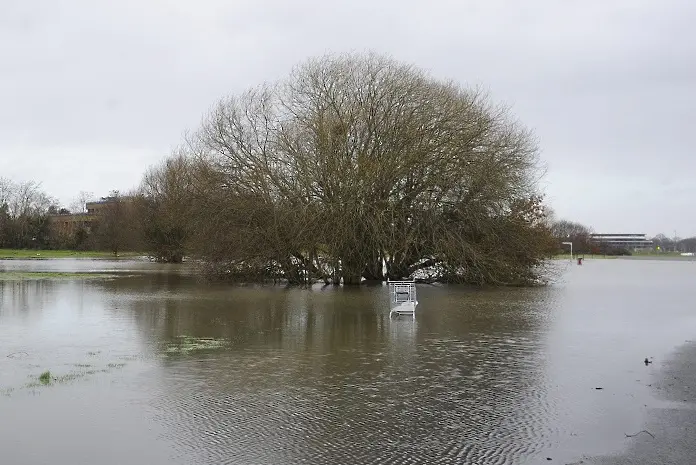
[0,271,119,281]
[552,254,616,260]
[553,253,694,261]
[0,249,145,259]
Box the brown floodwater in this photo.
[1,258,696,465]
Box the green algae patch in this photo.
[163,336,228,355]
[0,271,117,281]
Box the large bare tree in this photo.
[150,53,555,285]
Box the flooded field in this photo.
[1,258,696,464]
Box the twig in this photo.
[624,430,655,439]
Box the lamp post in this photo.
[562,241,573,260]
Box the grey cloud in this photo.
[1,0,695,235]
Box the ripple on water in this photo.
[144,331,561,465]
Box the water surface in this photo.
[1,258,695,464]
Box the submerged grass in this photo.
[164,335,228,355]
[25,361,127,390]
[0,271,117,281]
[38,370,52,385]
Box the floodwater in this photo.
[1,258,696,465]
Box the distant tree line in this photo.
[651,233,696,253]
[0,178,60,249]
[549,218,696,255]
[0,179,142,253]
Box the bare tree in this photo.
[91,191,143,256]
[156,52,555,285]
[136,154,197,262]
[0,178,57,248]
[551,219,594,254]
[69,191,95,214]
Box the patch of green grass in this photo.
[38,370,52,385]
[631,250,684,256]
[164,335,228,355]
[0,271,117,281]
[552,254,617,260]
[0,249,145,260]
[552,253,695,261]
[620,254,695,261]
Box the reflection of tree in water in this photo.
[102,275,557,464]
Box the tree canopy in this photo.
[141,53,556,285]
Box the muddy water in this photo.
[1,259,696,465]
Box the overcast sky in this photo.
[1,0,694,236]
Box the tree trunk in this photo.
[342,273,362,285]
[362,253,384,281]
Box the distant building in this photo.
[86,197,121,215]
[47,212,95,236]
[590,234,653,251]
[48,196,127,236]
